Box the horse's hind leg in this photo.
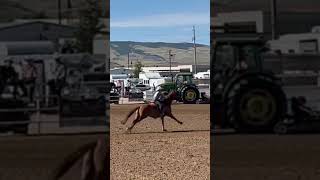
[126,112,141,133]
[167,112,183,125]
[81,150,94,180]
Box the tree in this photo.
[133,61,143,78]
[74,0,104,54]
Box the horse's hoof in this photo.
[126,128,132,133]
[179,122,183,125]
[162,129,167,132]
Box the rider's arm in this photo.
[153,91,159,101]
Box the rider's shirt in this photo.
[153,91,165,102]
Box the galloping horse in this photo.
[52,136,108,180]
[121,91,183,132]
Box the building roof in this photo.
[0,41,55,55]
[110,67,134,74]
[0,21,76,31]
[196,71,211,75]
[142,65,193,72]
[141,72,162,79]
[212,11,320,37]
[2,18,110,33]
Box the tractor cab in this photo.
[175,73,194,88]
[212,35,268,82]
[211,33,287,132]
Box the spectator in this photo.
[4,58,17,83]
[4,58,19,98]
[55,57,67,83]
[23,59,37,103]
[13,61,27,97]
[54,57,67,98]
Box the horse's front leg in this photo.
[161,117,167,132]
[168,112,183,125]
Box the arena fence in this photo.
[0,95,108,135]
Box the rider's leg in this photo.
[159,103,165,117]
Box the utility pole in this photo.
[127,52,130,69]
[169,49,172,75]
[169,49,174,82]
[192,25,198,74]
[128,45,132,70]
[66,0,73,25]
[271,0,278,40]
[58,0,62,25]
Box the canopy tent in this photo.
[0,41,55,55]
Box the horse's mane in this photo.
[164,91,176,104]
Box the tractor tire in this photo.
[180,86,200,104]
[227,78,287,133]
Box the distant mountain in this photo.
[110,41,210,68]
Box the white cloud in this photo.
[111,12,210,28]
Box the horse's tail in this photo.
[51,141,97,180]
[121,106,140,125]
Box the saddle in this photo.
[149,101,162,111]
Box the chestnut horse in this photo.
[52,136,108,180]
[121,91,183,132]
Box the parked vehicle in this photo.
[60,72,108,125]
[212,27,287,133]
[157,72,200,104]
[132,84,151,91]
[110,82,120,104]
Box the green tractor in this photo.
[156,72,200,104]
[212,34,287,133]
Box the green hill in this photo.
[110,41,210,68]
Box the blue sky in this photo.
[110,0,210,45]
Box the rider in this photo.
[153,89,166,117]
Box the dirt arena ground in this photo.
[0,133,105,180]
[110,104,210,180]
[214,133,320,180]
